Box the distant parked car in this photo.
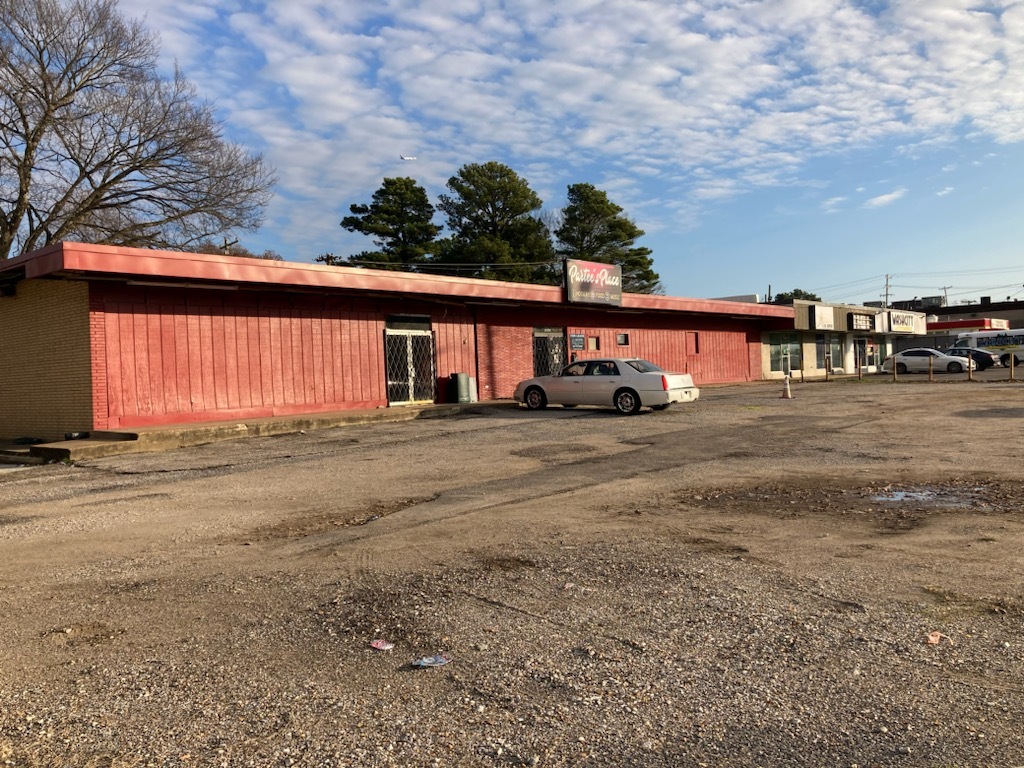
[513,358,700,415]
[945,346,1000,370]
[881,348,976,374]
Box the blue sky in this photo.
[118,0,1024,306]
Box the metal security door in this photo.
[385,330,436,405]
[533,329,567,376]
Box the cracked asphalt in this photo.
[2,377,1024,767]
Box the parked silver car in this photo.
[513,358,700,415]
[881,348,976,374]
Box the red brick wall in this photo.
[474,306,762,398]
[474,310,534,401]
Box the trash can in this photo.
[450,372,471,403]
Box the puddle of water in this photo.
[872,490,935,503]
[870,486,976,508]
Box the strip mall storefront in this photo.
[763,300,927,379]
[0,244,794,439]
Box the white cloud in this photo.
[111,0,1024,260]
[863,188,908,208]
[822,196,847,213]
[936,186,955,196]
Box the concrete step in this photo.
[14,401,515,463]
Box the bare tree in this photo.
[188,239,283,261]
[0,0,276,260]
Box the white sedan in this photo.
[513,358,700,415]
[881,348,976,374]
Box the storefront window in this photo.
[818,334,843,370]
[769,333,801,373]
[854,338,880,370]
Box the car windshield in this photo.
[625,359,665,373]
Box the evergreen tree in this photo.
[433,162,556,283]
[771,288,822,304]
[554,183,661,294]
[338,177,440,270]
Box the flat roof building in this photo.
[0,243,794,439]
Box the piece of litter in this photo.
[925,631,953,646]
[411,654,451,668]
[370,639,394,651]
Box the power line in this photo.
[342,258,563,271]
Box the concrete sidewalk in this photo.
[0,401,517,465]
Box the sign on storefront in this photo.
[564,259,622,306]
[888,311,918,334]
[810,305,836,330]
[848,313,874,331]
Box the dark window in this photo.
[561,362,588,376]
[616,333,630,346]
[386,314,431,331]
[587,361,618,376]
[626,359,664,373]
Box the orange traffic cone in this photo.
[780,375,794,399]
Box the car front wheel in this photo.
[614,388,641,415]
[896,363,908,374]
[524,386,548,410]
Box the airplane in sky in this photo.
[400,155,417,161]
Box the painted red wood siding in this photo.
[88,282,776,429]
[93,285,392,428]
[432,308,478,397]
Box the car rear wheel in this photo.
[614,388,641,415]
[524,386,547,410]
[947,362,963,373]
[896,363,908,374]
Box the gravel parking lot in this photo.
[2,376,1024,767]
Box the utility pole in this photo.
[883,274,893,308]
[940,285,952,307]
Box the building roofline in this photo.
[2,242,794,319]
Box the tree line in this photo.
[1,0,662,294]
[318,162,663,294]
[0,0,274,261]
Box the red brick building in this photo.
[0,243,793,439]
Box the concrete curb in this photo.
[16,401,519,464]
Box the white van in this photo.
[952,330,1024,367]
